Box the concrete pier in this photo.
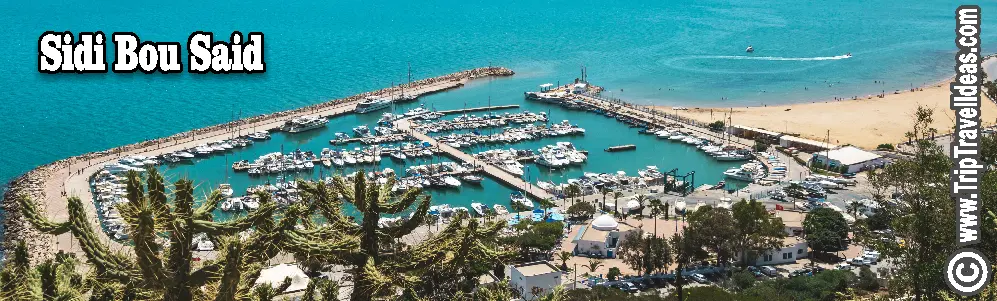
[395,118,554,202]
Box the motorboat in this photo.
[493,204,510,215]
[443,176,462,187]
[746,45,754,53]
[247,131,271,140]
[461,175,483,184]
[471,202,486,216]
[355,97,393,113]
[281,115,328,133]
[218,184,234,197]
[404,104,431,117]
[499,160,525,176]
[510,191,534,209]
[353,125,372,138]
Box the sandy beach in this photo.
[657,80,997,149]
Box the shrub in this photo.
[876,143,895,151]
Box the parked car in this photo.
[789,269,811,278]
[849,257,871,266]
[760,266,779,277]
[747,266,764,277]
[619,282,639,293]
[836,263,854,270]
[690,273,709,284]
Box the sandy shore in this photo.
[1,67,514,263]
[657,80,997,149]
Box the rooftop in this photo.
[780,135,838,149]
[730,124,782,137]
[580,225,612,242]
[773,210,806,229]
[821,146,882,165]
[512,261,561,277]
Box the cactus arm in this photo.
[384,197,431,239]
[16,195,71,234]
[191,202,276,234]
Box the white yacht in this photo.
[471,202,486,216]
[281,115,328,133]
[493,204,510,215]
[510,191,534,209]
[499,160,525,176]
[443,176,462,187]
[218,184,234,197]
[404,104,431,117]
[355,97,393,113]
[247,131,271,140]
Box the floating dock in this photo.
[437,104,520,115]
[395,117,554,202]
[605,144,636,152]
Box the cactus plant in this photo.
[16,169,358,300]
[292,171,512,300]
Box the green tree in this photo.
[617,230,672,276]
[856,266,880,292]
[566,201,596,220]
[686,205,737,264]
[731,199,786,265]
[802,208,849,255]
[500,220,564,261]
[708,120,726,132]
[731,270,756,291]
[863,107,959,301]
[753,139,768,152]
[607,267,622,281]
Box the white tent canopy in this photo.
[255,264,310,293]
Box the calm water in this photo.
[0,0,993,237]
[157,81,746,220]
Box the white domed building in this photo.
[571,214,636,258]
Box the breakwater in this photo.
[1,66,513,262]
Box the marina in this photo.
[4,67,763,259]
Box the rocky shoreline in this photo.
[0,66,514,261]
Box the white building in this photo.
[572,215,635,258]
[572,83,588,94]
[737,210,809,265]
[747,237,809,266]
[509,262,563,300]
[812,146,885,173]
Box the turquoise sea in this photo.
[1,0,995,231]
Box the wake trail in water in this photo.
[698,54,853,61]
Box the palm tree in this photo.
[612,191,624,216]
[565,184,582,207]
[583,259,605,274]
[847,201,864,219]
[648,197,663,238]
[600,187,610,210]
[538,198,556,216]
[556,251,572,271]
